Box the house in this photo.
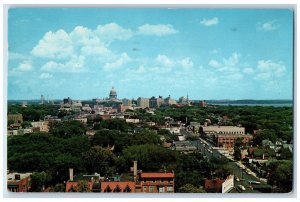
[262,139,275,150]
[7,172,31,192]
[101,181,136,192]
[172,141,197,153]
[137,172,175,193]
[204,178,225,193]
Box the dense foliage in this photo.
[7,104,293,193]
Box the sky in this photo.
[7,8,294,100]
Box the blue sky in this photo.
[7,8,294,100]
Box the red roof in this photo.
[101,181,135,192]
[140,172,174,178]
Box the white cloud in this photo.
[254,60,286,80]
[243,67,255,74]
[179,57,194,69]
[156,54,175,67]
[257,20,280,31]
[208,53,241,73]
[103,53,131,71]
[18,60,32,71]
[31,30,73,59]
[70,26,101,46]
[223,52,239,67]
[137,24,178,36]
[208,59,222,68]
[39,73,53,79]
[41,55,85,72]
[200,17,219,26]
[80,45,112,57]
[95,23,133,45]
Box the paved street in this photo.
[180,129,270,193]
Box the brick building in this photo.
[7,173,31,192]
[137,172,175,193]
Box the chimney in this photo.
[204,122,207,127]
[133,161,137,182]
[69,168,73,181]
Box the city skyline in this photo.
[7,8,294,100]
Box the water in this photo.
[209,103,293,107]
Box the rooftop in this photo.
[140,172,174,178]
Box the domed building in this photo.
[109,86,117,100]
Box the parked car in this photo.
[248,180,261,184]
[238,185,246,191]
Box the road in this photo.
[181,129,270,193]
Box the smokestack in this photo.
[69,168,73,181]
[133,161,137,182]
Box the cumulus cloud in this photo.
[179,57,194,69]
[95,23,134,45]
[155,54,194,70]
[31,30,73,59]
[137,24,178,36]
[208,59,222,68]
[18,60,32,71]
[257,20,280,31]
[223,52,239,67]
[254,60,286,80]
[200,17,219,26]
[209,52,241,73]
[156,54,175,67]
[41,55,85,72]
[103,53,131,71]
[39,73,53,79]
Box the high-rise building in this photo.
[164,96,177,106]
[149,96,164,108]
[41,95,45,105]
[137,97,149,109]
[122,98,132,106]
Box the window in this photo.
[159,187,165,193]
[143,186,147,192]
[167,186,173,192]
[149,186,154,192]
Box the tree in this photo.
[82,146,117,176]
[178,184,206,193]
[48,183,65,192]
[72,180,91,192]
[280,148,293,160]
[29,172,51,192]
[121,144,179,172]
[253,129,277,146]
[50,120,86,138]
[268,160,293,193]
[234,137,243,160]
[21,121,32,129]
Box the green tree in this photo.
[50,120,86,138]
[178,184,206,193]
[268,160,293,193]
[234,137,243,160]
[121,144,179,172]
[82,146,117,176]
[30,172,51,192]
[72,180,91,192]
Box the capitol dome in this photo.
[109,86,117,99]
